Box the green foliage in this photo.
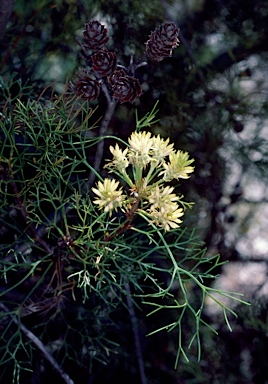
[0,73,249,384]
[135,101,160,132]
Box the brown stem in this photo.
[103,219,132,243]
[103,198,140,242]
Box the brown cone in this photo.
[83,20,109,52]
[73,69,101,101]
[110,72,142,103]
[146,22,179,61]
[92,49,117,77]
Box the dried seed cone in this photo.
[92,49,117,77]
[108,69,126,87]
[110,71,142,103]
[146,22,179,61]
[83,20,109,51]
[73,69,101,101]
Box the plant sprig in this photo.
[135,100,160,132]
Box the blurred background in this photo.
[1,0,268,383]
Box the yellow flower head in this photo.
[108,143,129,173]
[161,150,194,181]
[128,131,153,152]
[151,135,174,163]
[148,185,178,209]
[92,178,126,214]
[148,202,184,231]
[128,131,153,168]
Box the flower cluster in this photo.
[92,131,194,231]
[73,20,142,103]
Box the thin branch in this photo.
[103,197,141,242]
[86,95,118,189]
[0,303,75,384]
[124,282,148,384]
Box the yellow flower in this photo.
[148,185,179,209]
[128,131,153,152]
[92,178,126,214]
[160,150,194,181]
[148,202,184,231]
[108,143,129,173]
[128,131,153,168]
[151,135,174,163]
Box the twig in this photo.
[124,282,147,384]
[0,303,75,384]
[86,93,118,189]
[103,197,140,242]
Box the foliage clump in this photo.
[0,17,249,384]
